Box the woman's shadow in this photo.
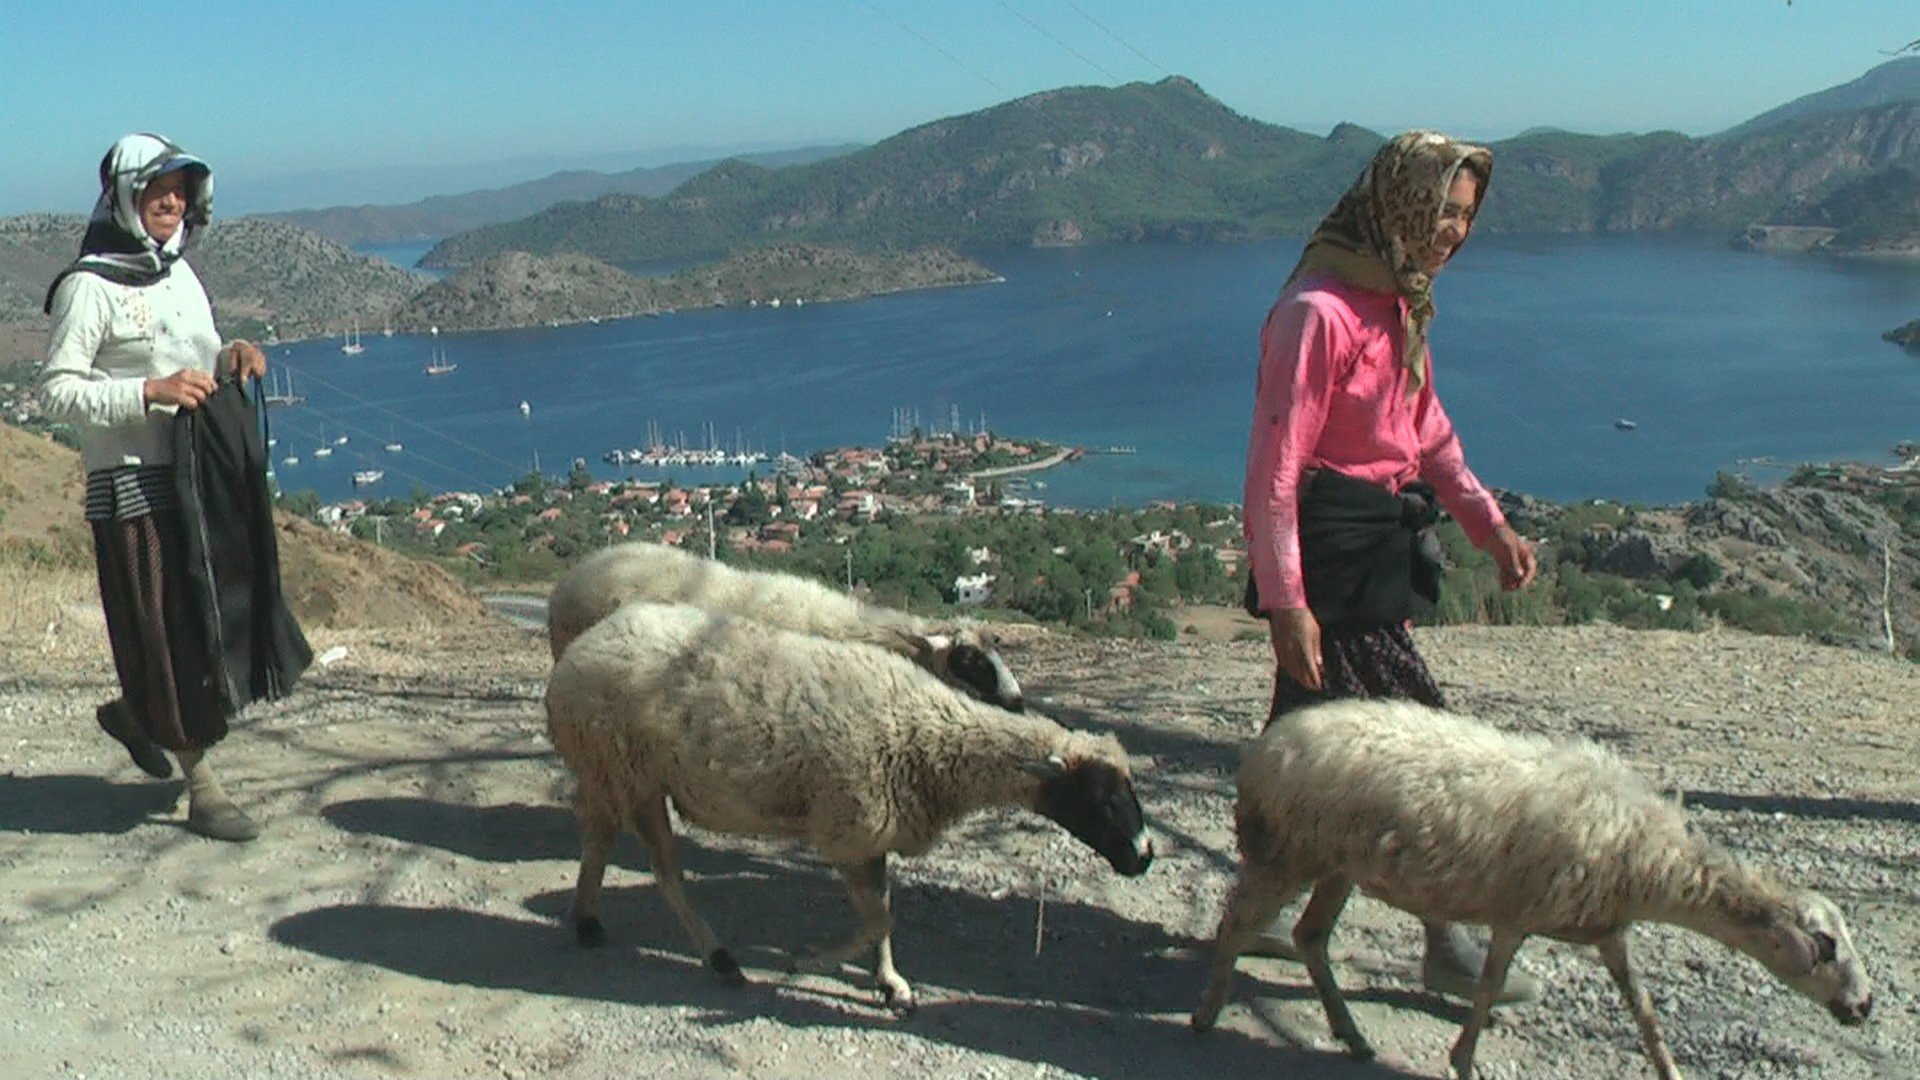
[0,773,182,835]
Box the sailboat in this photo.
[260,369,304,406]
[384,427,403,453]
[519,400,531,417]
[424,343,456,376]
[341,321,366,356]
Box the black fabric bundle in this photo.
[171,375,312,714]
[1245,468,1445,628]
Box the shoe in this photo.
[1421,927,1541,1005]
[187,801,261,843]
[96,703,174,779]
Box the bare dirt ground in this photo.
[2,609,1916,1080]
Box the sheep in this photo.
[543,599,1154,1010]
[546,541,1024,710]
[1190,698,1873,1080]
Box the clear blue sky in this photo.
[2,0,1913,215]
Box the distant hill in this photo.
[1766,164,1920,253]
[391,245,1000,333]
[0,215,419,341]
[420,72,1920,268]
[1718,56,1920,140]
[421,77,1385,267]
[268,145,861,248]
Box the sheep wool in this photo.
[1193,698,1873,1080]
[546,541,1023,709]
[545,600,1151,1009]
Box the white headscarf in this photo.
[44,133,213,311]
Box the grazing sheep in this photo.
[1190,698,1873,1080]
[546,541,1024,710]
[544,600,1153,1009]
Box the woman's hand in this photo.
[1485,524,1539,591]
[222,339,268,380]
[1268,606,1323,691]
[143,368,218,410]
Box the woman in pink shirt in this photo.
[1241,130,1541,1000]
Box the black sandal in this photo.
[95,702,174,779]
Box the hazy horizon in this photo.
[3,1,1914,216]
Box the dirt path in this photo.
[1,619,1914,1079]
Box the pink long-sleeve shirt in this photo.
[1243,274,1507,611]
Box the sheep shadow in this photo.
[0,773,182,835]
[269,903,1431,1080]
[514,837,1458,1029]
[1682,789,1920,824]
[321,796,781,878]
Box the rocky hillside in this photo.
[392,252,660,333]
[1719,55,1920,139]
[420,76,1380,266]
[0,214,421,341]
[1502,476,1920,657]
[422,65,1920,267]
[0,422,486,632]
[1887,318,1920,349]
[268,145,861,247]
[391,244,999,333]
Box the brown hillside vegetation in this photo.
[0,422,486,640]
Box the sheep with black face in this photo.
[545,600,1151,1009]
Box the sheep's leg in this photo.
[794,857,913,1009]
[1447,927,1525,1080]
[632,792,745,987]
[1190,865,1305,1032]
[1294,877,1372,1062]
[570,802,621,946]
[1598,931,1684,1080]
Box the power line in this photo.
[1059,0,1169,77]
[999,1,1122,83]
[860,2,1007,95]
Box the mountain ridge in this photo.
[419,66,1920,268]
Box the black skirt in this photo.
[1263,620,1447,729]
[90,510,231,750]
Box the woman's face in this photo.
[138,171,190,243]
[1425,168,1481,276]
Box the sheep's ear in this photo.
[920,632,953,657]
[1021,754,1068,780]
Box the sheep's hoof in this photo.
[1189,1009,1218,1034]
[880,979,916,1015]
[709,949,747,988]
[1343,1041,1377,1063]
[575,917,605,947]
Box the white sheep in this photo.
[1190,698,1873,1080]
[544,600,1154,1009]
[547,541,1025,710]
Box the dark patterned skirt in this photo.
[1264,621,1446,729]
[90,511,230,751]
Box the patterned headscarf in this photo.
[1283,130,1491,392]
[44,133,213,312]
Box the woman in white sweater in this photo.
[39,133,269,842]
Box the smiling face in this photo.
[1423,166,1482,276]
[138,170,191,244]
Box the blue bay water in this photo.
[271,236,1920,508]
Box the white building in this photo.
[954,572,995,606]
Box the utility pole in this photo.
[707,499,716,560]
[846,549,855,594]
[1084,587,1094,622]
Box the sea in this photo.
[264,235,1920,510]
